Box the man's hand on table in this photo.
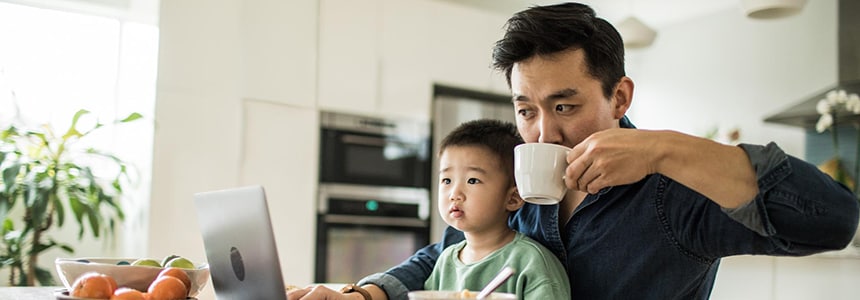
[287,285,363,300]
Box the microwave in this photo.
[319,111,430,188]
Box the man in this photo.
[289,2,859,299]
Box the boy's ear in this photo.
[506,186,525,211]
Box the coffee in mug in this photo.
[514,143,570,205]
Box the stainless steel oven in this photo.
[316,111,432,283]
[315,183,430,283]
[319,111,430,188]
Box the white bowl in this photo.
[53,288,199,300]
[55,257,210,297]
[407,291,516,299]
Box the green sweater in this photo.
[424,232,570,299]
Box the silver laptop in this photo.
[194,185,287,300]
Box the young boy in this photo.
[425,119,570,299]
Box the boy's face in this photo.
[437,145,522,234]
[510,48,630,148]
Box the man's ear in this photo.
[611,76,634,119]
[506,186,525,212]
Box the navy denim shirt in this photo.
[359,117,860,299]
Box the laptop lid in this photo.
[194,185,287,300]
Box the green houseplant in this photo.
[0,109,141,286]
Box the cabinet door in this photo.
[241,100,318,285]
[377,0,432,120]
[318,0,380,113]
[241,0,317,107]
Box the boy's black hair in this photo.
[439,119,524,184]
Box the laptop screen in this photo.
[194,185,287,300]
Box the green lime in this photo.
[131,258,162,268]
[160,254,180,267]
[164,257,195,269]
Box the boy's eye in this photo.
[467,178,480,184]
[441,178,451,184]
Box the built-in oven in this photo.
[316,111,432,283]
[315,183,430,283]
[319,111,430,188]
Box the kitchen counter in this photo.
[0,284,345,299]
[0,287,62,299]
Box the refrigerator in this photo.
[430,94,516,242]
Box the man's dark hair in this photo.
[439,119,524,183]
[492,2,626,98]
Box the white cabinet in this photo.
[318,0,510,120]
[241,0,318,107]
[240,100,318,285]
[319,0,434,120]
[377,0,433,120]
[318,0,380,114]
[424,1,510,96]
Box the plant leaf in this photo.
[0,126,17,140]
[31,240,56,254]
[119,112,143,123]
[34,266,55,286]
[2,164,20,195]
[86,209,100,238]
[58,244,74,254]
[2,219,14,232]
[52,193,65,228]
[68,194,86,239]
[0,194,11,225]
[30,187,52,228]
[61,109,90,140]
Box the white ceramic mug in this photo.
[514,143,570,205]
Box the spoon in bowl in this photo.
[476,266,515,299]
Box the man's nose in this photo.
[537,115,562,144]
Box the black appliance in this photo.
[316,111,431,283]
[315,183,429,283]
[319,111,430,188]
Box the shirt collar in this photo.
[620,115,636,129]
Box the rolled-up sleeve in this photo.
[724,142,860,253]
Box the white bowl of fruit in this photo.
[55,255,209,299]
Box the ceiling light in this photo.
[741,0,807,19]
[617,16,657,49]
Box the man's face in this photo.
[510,49,629,148]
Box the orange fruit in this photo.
[111,287,147,300]
[157,267,192,291]
[71,272,117,299]
[147,275,188,300]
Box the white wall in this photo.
[624,0,860,299]
[626,1,838,157]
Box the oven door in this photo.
[320,128,429,188]
[314,217,429,283]
[315,184,430,283]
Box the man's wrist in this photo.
[340,284,372,300]
[346,293,365,300]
